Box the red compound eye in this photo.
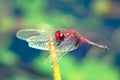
[55,30,65,41]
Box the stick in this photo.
[49,36,61,80]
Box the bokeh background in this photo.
[0,0,120,80]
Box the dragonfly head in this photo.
[55,30,65,41]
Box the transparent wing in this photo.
[17,29,52,41]
[52,34,79,66]
[55,34,78,52]
[16,29,78,51]
[16,29,53,50]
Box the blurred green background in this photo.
[0,0,120,80]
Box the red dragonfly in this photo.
[17,29,109,62]
[17,29,109,51]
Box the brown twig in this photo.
[49,36,61,80]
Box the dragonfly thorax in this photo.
[55,30,65,41]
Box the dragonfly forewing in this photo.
[17,29,78,51]
[17,29,53,50]
[17,29,51,41]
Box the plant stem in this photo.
[49,36,61,80]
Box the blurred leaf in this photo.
[78,59,118,80]
[31,51,52,75]
[0,17,15,32]
[0,50,18,66]
[92,0,111,15]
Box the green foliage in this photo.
[59,55,118,80]
[0,0,119,80]
[0,50,18,66]
[31,51,52,75]
[79,59,118,80]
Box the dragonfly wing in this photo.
[17,29,52,41]
[16,29,54,50]
[51,34,78,66]
[55,34,78,52]
[52,37,78,67]
[27,36,49,50]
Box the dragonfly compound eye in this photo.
[55,30,65,41]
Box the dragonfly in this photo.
[16,29,109,63]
